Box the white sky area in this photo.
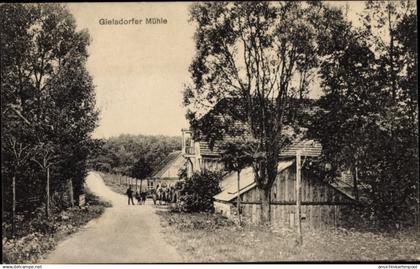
[67,2,364,139]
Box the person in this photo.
[157,187,162,205]
[126,185,134,205]
[135,191,141,205]
[141,191,147,204]
[152,190,157,205]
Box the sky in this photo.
[67,2,364,139]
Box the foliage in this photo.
[2,191,110,263]
[220,140,254,173]
[1,3,98,218]
[130,157,153,180]
[307,0,418,227]
[178,171,222,213]
[88,134,181,177]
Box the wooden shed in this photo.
[214,159,357,229]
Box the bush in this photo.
[178,171,222,212]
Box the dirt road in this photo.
[42,172,182,263]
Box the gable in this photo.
[152,151,186,179]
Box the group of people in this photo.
[125,185,148,205]
[125,184,177,206]
[152,184,177,205]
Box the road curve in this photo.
[41,172,182,263]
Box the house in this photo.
[150,151,187,189]
[181,98,358,227]
[181,128,225,177]
[181,130,358,227]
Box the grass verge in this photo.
[2,190,111,264]
[99,172,130,195]
[158,210,420,262]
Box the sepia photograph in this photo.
[1,1,419,266]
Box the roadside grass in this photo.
[2,189,111,264]
[157,210,420,262]
[99,172,130,195]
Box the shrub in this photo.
[178,171,222,212]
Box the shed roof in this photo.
[214,160,294,202]
[279,140,322,158]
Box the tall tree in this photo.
[185,2,327,223]
[1,3,98,221]
[308,0,418,227]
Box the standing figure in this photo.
[126,185,135,205]
[141,191,147,204]
[135,191,141,205]
[152,190,157,205]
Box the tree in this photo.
[130,157,153,192]
[89,134,182,176]
[308,0,418,227]
[220,140,253,224]
[185,2,328,223]
[1,3,98,225]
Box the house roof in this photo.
[214,160,295,202]
[279,139,322,158]
[198,139,322,158]
[152,151,185,178]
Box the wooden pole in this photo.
[69,179,74,207]
[237,170,241,225]
[296,150,302,245]
[354,166,359,201]
[12,174,16,237]
[46,166,50,219]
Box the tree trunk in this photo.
[12,174,16,237]
[46,167,50,219]
[68,179,74,207]
[260,187,271,224]
[237,170,241,225]
[140,179,143,193]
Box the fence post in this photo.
[296,150,302,245]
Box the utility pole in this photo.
[296,150,302,245]
[237,170,241,225]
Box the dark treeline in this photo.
[89,134,182,177]
[1,3,98,222]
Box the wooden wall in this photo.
[237,163,354,228]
